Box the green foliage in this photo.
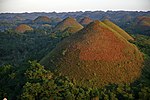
[21,62,150,100]
[1,51,150,100]
[138,87,150,100]
[0,65,13,76]
[131,35,150,85]
[40,20,144,87]
[25,61,53,81]
[0,24,150,100]
[0,29,62,67]
[90,88,99,97]
[21,61,91,100]
[0,65,13,99]
[21,61,56,100]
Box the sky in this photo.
[0,0,149,13]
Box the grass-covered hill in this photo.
[102,19,134,40]
[0,15,150,99]
[33,16,51,24]
[53,17,83,33]
[15,24,33,33]
[0,12,150,99]
[40,20,144,87]
[1,11,149,35]
[79,16,93,26]
[134,16,150,35]
[137,16,150,26]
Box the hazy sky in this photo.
[0,0,149,13]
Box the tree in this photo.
[21,61,56,100]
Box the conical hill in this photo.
[33,16,51,24]
[102,19,134,40]
[137,16,150,26]
[80,17,93,26]
[53,17,83,33]
[15,24,33,33]
[135,16,150,35]
[40,20,143,87]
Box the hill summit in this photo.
[53,17,83,33]
[102,19,134,40]
[15,24,33,33]
[33,16,51,24]
[40,20,143,87]
[79,17,93,26]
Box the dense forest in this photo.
[0,11,150,100]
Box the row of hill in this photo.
[15,16,84,33]
[0,12,149,99]
[39,17,144,87]
[1,11,149,35]
[14,15,150,36]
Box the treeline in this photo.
[0,61,150,100]
[0,30,150,99]
[0,29,67,67]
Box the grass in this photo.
[53,17,83,32]
[40,20,144,87]
[102,19,134,40]
[137,16,150,26]
[80,17,93,26]
[33,16,51,23]
[15,24,33,33]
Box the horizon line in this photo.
[0,10,150,14]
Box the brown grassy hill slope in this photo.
[137,16,150,26]
[33,16,51,23]
[40,20,143,87]
[80,17,93,26]
[135,16,150,35]
[15,24,33,33]
[61,27,82,37]
[53,17,83,33]
[102,19,134,40]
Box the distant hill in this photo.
[40,20,143,87]
[33,16,51,24]
[50,17,62,25]
[15,24,33,33]
[53,17,83,33]
[13,15,25,21]
[102,19,134,40]
[79,17,93,26]
[137,16,150,26]
[0,11,149,35]
[101,16,111,20]
[134,16,150,35]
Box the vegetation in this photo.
[15,24,33,33]
[40,20,144,87]
[134,16,150,35]
[0,60,149,100]
[0,14,150,99]
[33,16,51,24]
[0,29,62,67]
[122,16,150,36]
[102,19,134,40]
[79,17,93,26]
[53,17,83,33]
